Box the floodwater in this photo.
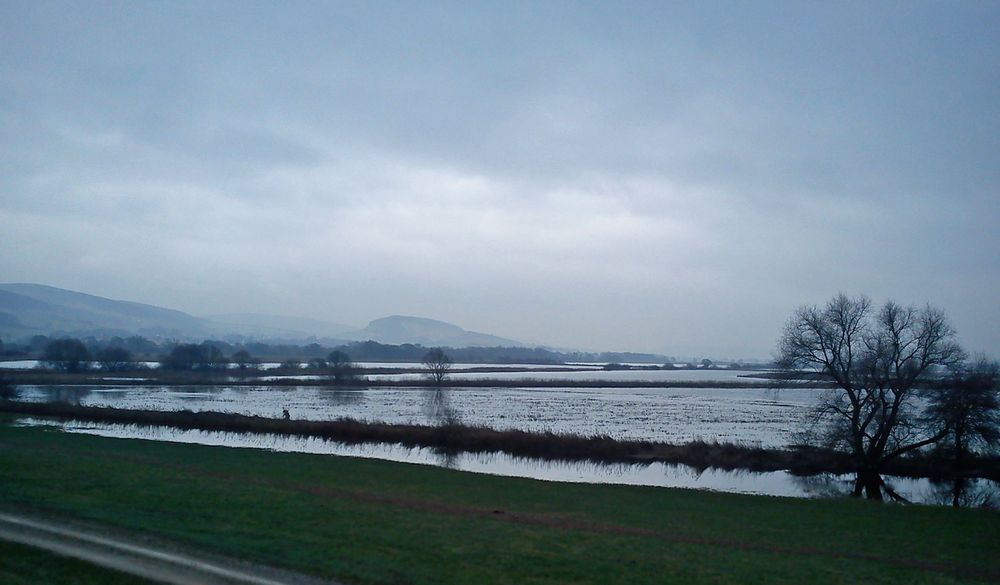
[16,384,818,446]
[364,368,767,382]
[15,418,997,507]
[0,359,767,381]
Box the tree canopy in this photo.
[422,348,452,385]
[778,293,966,499]
[41,338,91,372]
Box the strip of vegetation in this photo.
[3,335,718,368]
[0,420,997,585]
[3,400,996,480]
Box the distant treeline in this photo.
[1,334,701,366]
[305,340,678,365]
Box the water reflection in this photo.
[319,389,366,407]
[929,476,998,509]
[790,472,1000,509]
[433,449,460,469]
[795,473,895,501]
[40,386,92,405]
[424,388,460,425]
[423,387,461,467]
[792,473,853,499]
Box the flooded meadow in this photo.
[16,383,816,446]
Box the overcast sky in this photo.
[1,1,998,358]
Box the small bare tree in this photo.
[41,338,92,372]
[231,350,254,370]
[778,293,965,498]
[97,347,133,372]
[422,348,452,385]
[327,350,359,383]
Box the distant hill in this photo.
[0,283,207,339]
[342,315,524,347]
[0,284,522,348]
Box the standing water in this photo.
[16,384,820,446]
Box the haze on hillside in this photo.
[0,283,524,349]
[1,2,998,359]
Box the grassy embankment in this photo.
[1,417,998,584]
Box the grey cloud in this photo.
[1,1,998,357]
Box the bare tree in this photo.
[926,357,1000,469]
[778,293,965,498]
[231,350,254,370]
[307,358,328,370]
[41,338,92,372]
[327,350,358,383]
[422,348,452,385]
[97,347,132,372]
[161,343,227,371]
[279,359,301,371]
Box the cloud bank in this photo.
[1,1,998,357]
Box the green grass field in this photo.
[0,540,153,584]
[0,419,997,584]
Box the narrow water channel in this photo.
[16,418,997,508]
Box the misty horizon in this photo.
[2,2,998,359]
[0,281,706,360]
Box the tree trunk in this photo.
[852,470,883,501]
[952,476,968,508]
[954,425,965,469]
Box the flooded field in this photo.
[10,376,995,508]
[364,368,766,382]
[16,418,997,507]
[16,384,818,446]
